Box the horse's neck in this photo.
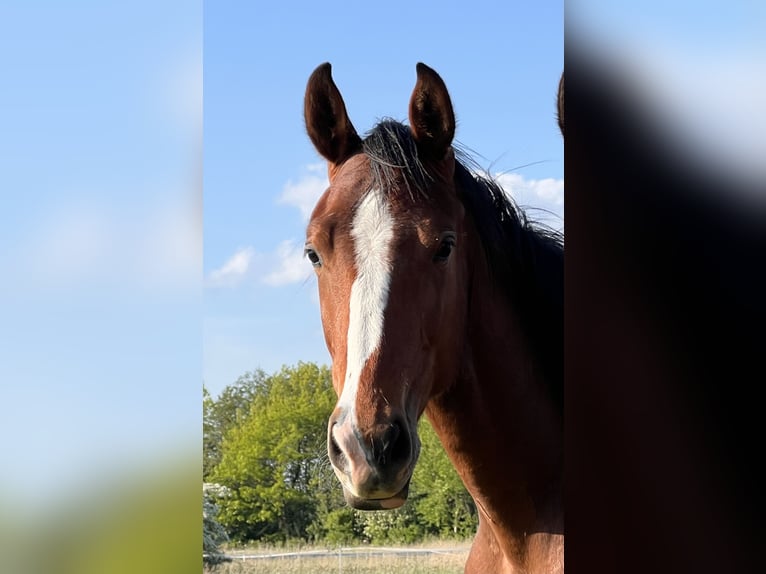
[425,258,563,572]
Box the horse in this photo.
[302,62,564,573]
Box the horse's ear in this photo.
[557,71,564,138]
[304,62,362,168]
[409,63,456,160]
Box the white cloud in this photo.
[207,246,256,287]
[493,172,564,233]
[207,239,311,290]
[495,173,565,207]
[262,239,311,286]
[277,163,328,221]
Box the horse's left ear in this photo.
[409,63,456,161]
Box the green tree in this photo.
[410,417,477,538]
[204,361,477,545]
[203,370,268,479]
[210,362,336,543]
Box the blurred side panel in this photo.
[566,3,765,574]
[0,1,202,572]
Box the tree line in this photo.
[203,362,477,547]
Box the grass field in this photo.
[206,543,471,574]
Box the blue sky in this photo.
[203,1,565,398]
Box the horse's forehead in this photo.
[332,154,373,199]
[313,156,372,219]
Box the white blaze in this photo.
[337,188,395,425]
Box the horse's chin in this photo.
[343,481,410,511]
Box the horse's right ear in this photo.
[304,63,362,170]
[557,71,564,138]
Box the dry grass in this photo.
[207,543,470,574]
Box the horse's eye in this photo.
[305,247,322,268]
[433,235,456,263]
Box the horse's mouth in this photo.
[342,480,410,511]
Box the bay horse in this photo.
[303,63,563,573]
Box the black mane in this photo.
[362,119,432,202]
[362,119,563,409]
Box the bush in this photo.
[357,505,425,544]
[321,508,360,545]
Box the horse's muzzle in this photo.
[342,480,411,510]
[327,412,416,509]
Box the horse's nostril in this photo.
[378,420,410,468]
[328,424,344,466]
[382,422,400,450]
